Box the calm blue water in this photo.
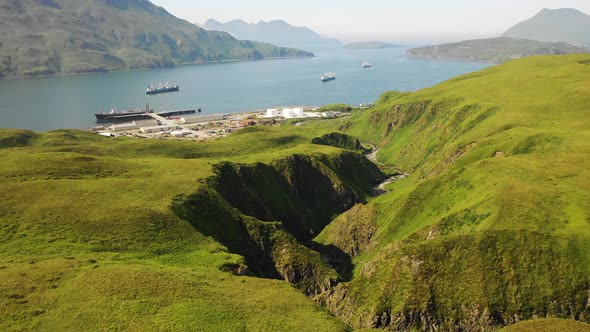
[0,46,491,131]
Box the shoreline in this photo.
[0,55,315,81]
[404,54,498,64]
[84,104,338,142]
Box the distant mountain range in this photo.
[203,19,340,47]
[408,8,590,63]
[503,8,590,48]
[0,0,313,79]
[343,41,402,50]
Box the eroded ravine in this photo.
[172,150,386,296]
[365,144,409,195]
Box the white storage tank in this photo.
[282,108,294,119]
[292,108,304,117]
[109,121,137,131]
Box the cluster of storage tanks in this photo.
[265,108,309,119]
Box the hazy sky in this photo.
[151,0,590,42]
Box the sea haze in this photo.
[0,46,490,131]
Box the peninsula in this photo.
[407,8,590,63]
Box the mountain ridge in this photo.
[407,8,590,63]
[502,8,590,47]
[0,0,313,79]
[203,18,340,47]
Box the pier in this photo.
[148,113,172,125]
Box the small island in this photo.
[343,41,402,50]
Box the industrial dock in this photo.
[91,106,350,141]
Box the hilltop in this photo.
[408,8,590,63]
[203,18,340,47]
[0,0,313,78]
[0,55,589,330]
[503,8,590,48]
[407,37,586,63]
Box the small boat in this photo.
[146,83,180,95]
[321,72,336,82]
[362,61,372,68]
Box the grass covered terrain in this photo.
[499,318,590,332]
[0,126,362,331]
[313,54,590,330]
[1,54,589,331]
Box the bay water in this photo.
[0,46,491,131]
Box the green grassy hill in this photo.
[407,37,587,63]
[1,54,589,331]
[0,0,313,78]
[314,54,590,330]
[0,124,382,331]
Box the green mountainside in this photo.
[502,8,590,47]
[0,126,365,331]
[317,54,590,330]
[1,54,589,331]
[0,0,313,78]
[407,37,587,63]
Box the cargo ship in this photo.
[95,104,154,122]
[321,72,336,82]
[146,83,180,95]
[95,104,198,123]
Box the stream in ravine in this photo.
[365,144,409,194]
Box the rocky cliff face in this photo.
[312,132,368,152]
[172,151,385,295]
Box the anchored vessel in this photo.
[362,61,372,68]
[321,72,336,82]
[95,104,197,122]
[146,83,180,95]
[95,104,154,122]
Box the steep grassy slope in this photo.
[500,318,590,332]
[314,54,590,330]
[2,54,590,331]
[0,0,312,78]
[407,37,587,63]
[0,126,371,331]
